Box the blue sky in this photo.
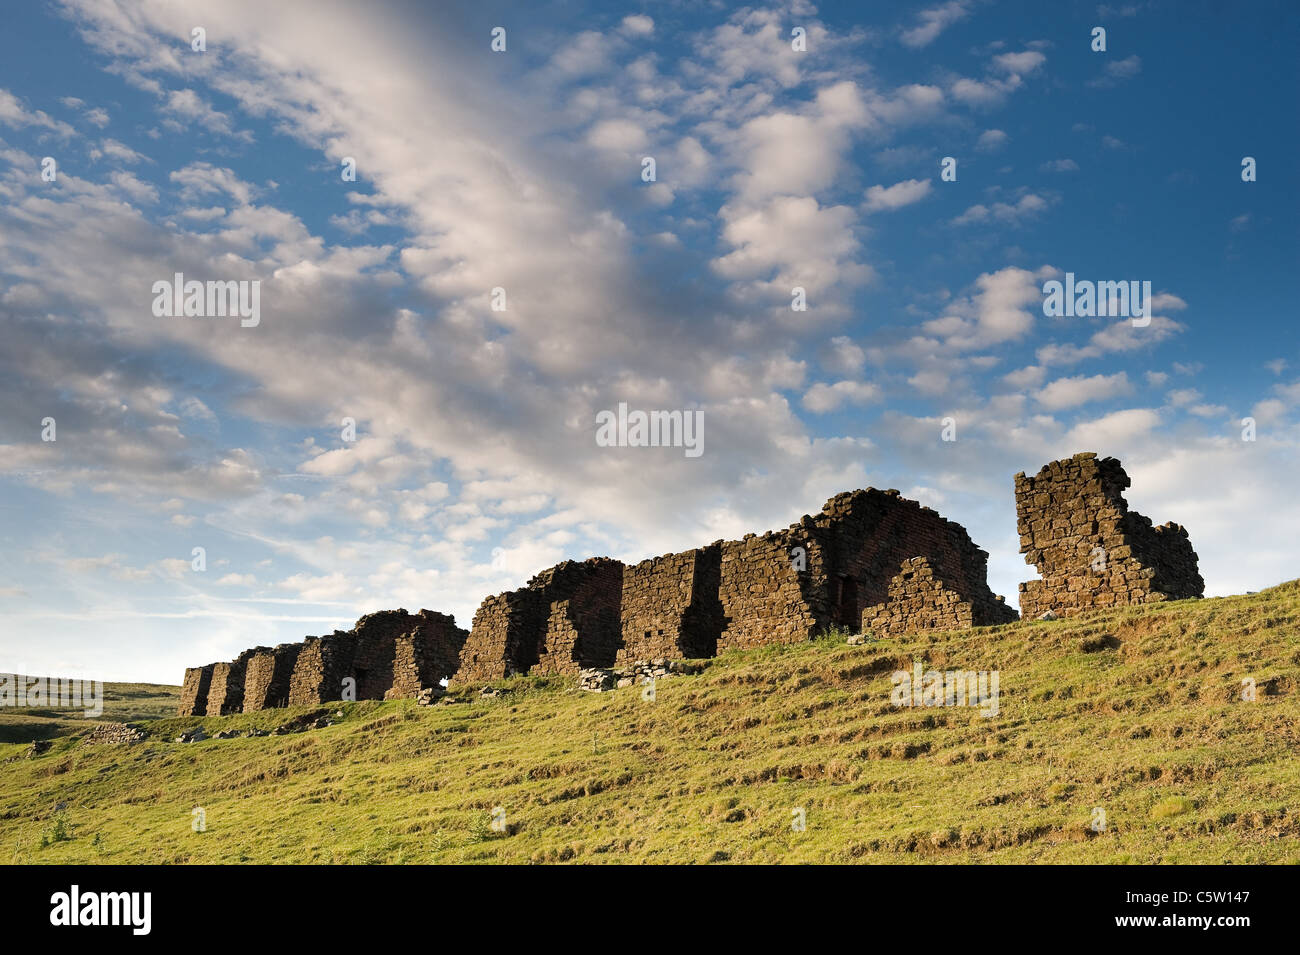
[0,0,1296,683]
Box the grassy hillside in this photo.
[2,581,1297,864]
[0,681,179,744]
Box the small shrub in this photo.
[39,812,72,847]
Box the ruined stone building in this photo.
[181,454,1202,711]
[177,609,467,716]
[456,558,624,682]
[452,488,1017,684]
[1016,452,1204,617]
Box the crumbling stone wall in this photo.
[617,544,724,662]
[388,611,469,698]
[1016,451,1205,617]
[205,649,258,716]
[457,589,546,683]
[717,489,1016,650]
[288,631,357,707]
[183,481,1026,694]
[179,608,466,714]
[717,526,829,650]
[243,643,302,712]
[534,559,624,675]
[862,556,1013,634]
[458,558,625,682]
[350,610,414,701]
[178,664,213,716]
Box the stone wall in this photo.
[243,643,302,712]
[388,611,469,698]
[717,526,829,650]
[716,489,1016,650]
[179,476,1072,698]
[288,631,356,707]
[350,610,410,701]
[533,559,624,675]
[176,609,466,714]
[456,589,544,683]
[862,556,1013,634]
[459,558,624,682]
[205,649,257,716]
[1016,451,1205,617]
[178,664,213,716]
[616,544,724,663]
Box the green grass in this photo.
[2,581,1297,864]
[0,681,179,744]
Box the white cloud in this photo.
[620,14,654,36]
[802,380,882,413]
[993,51,1046,74]
[951,193,1050,227]
[900,1,970,48]
[1036,372,1133,410]
[1065,407,1161,446]
[863,177,932,211]
[1089,55,1142,88]
[1040,158,1078,172]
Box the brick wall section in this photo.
[458,558,625,682]
[862,556,1013,634]
[533,559,624,675]
[617,543,724,663]
[177,664,213,716]
[205,649,258,716]
[1016,451,1205,617]
[288,631,356,706]
[717,525,830,650]
[457,589,545,683]
[243,643,303,712]
[388,611,468,698]
[717,489,1016,649]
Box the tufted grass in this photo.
[1,580,1297,864]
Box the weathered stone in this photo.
[82,722,144,745]
[243,643,302,712]
[1016,452,1204,618]
[204,650,258,716]
[387,611,468,700]
[179,608,467,715]
[862,555,1016,636]
[617,544,723,663]
[178,664,213,716]
[718,488,1017,648]
[458,558,623,682]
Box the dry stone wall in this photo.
[862,556,1004,634]
[205,650,258,716]
[1016,452,1204,617]
[533,559,624,676]
[178,609,468,715]
[617,544,724,663]
[717,489,1016,650]
[243,643,302,712]
[457,590,546,683]
[186,459,1201,702]
[459,558,624,682]
[389,611,468,698]
[178,664,213,716]
[288,632,356,707]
